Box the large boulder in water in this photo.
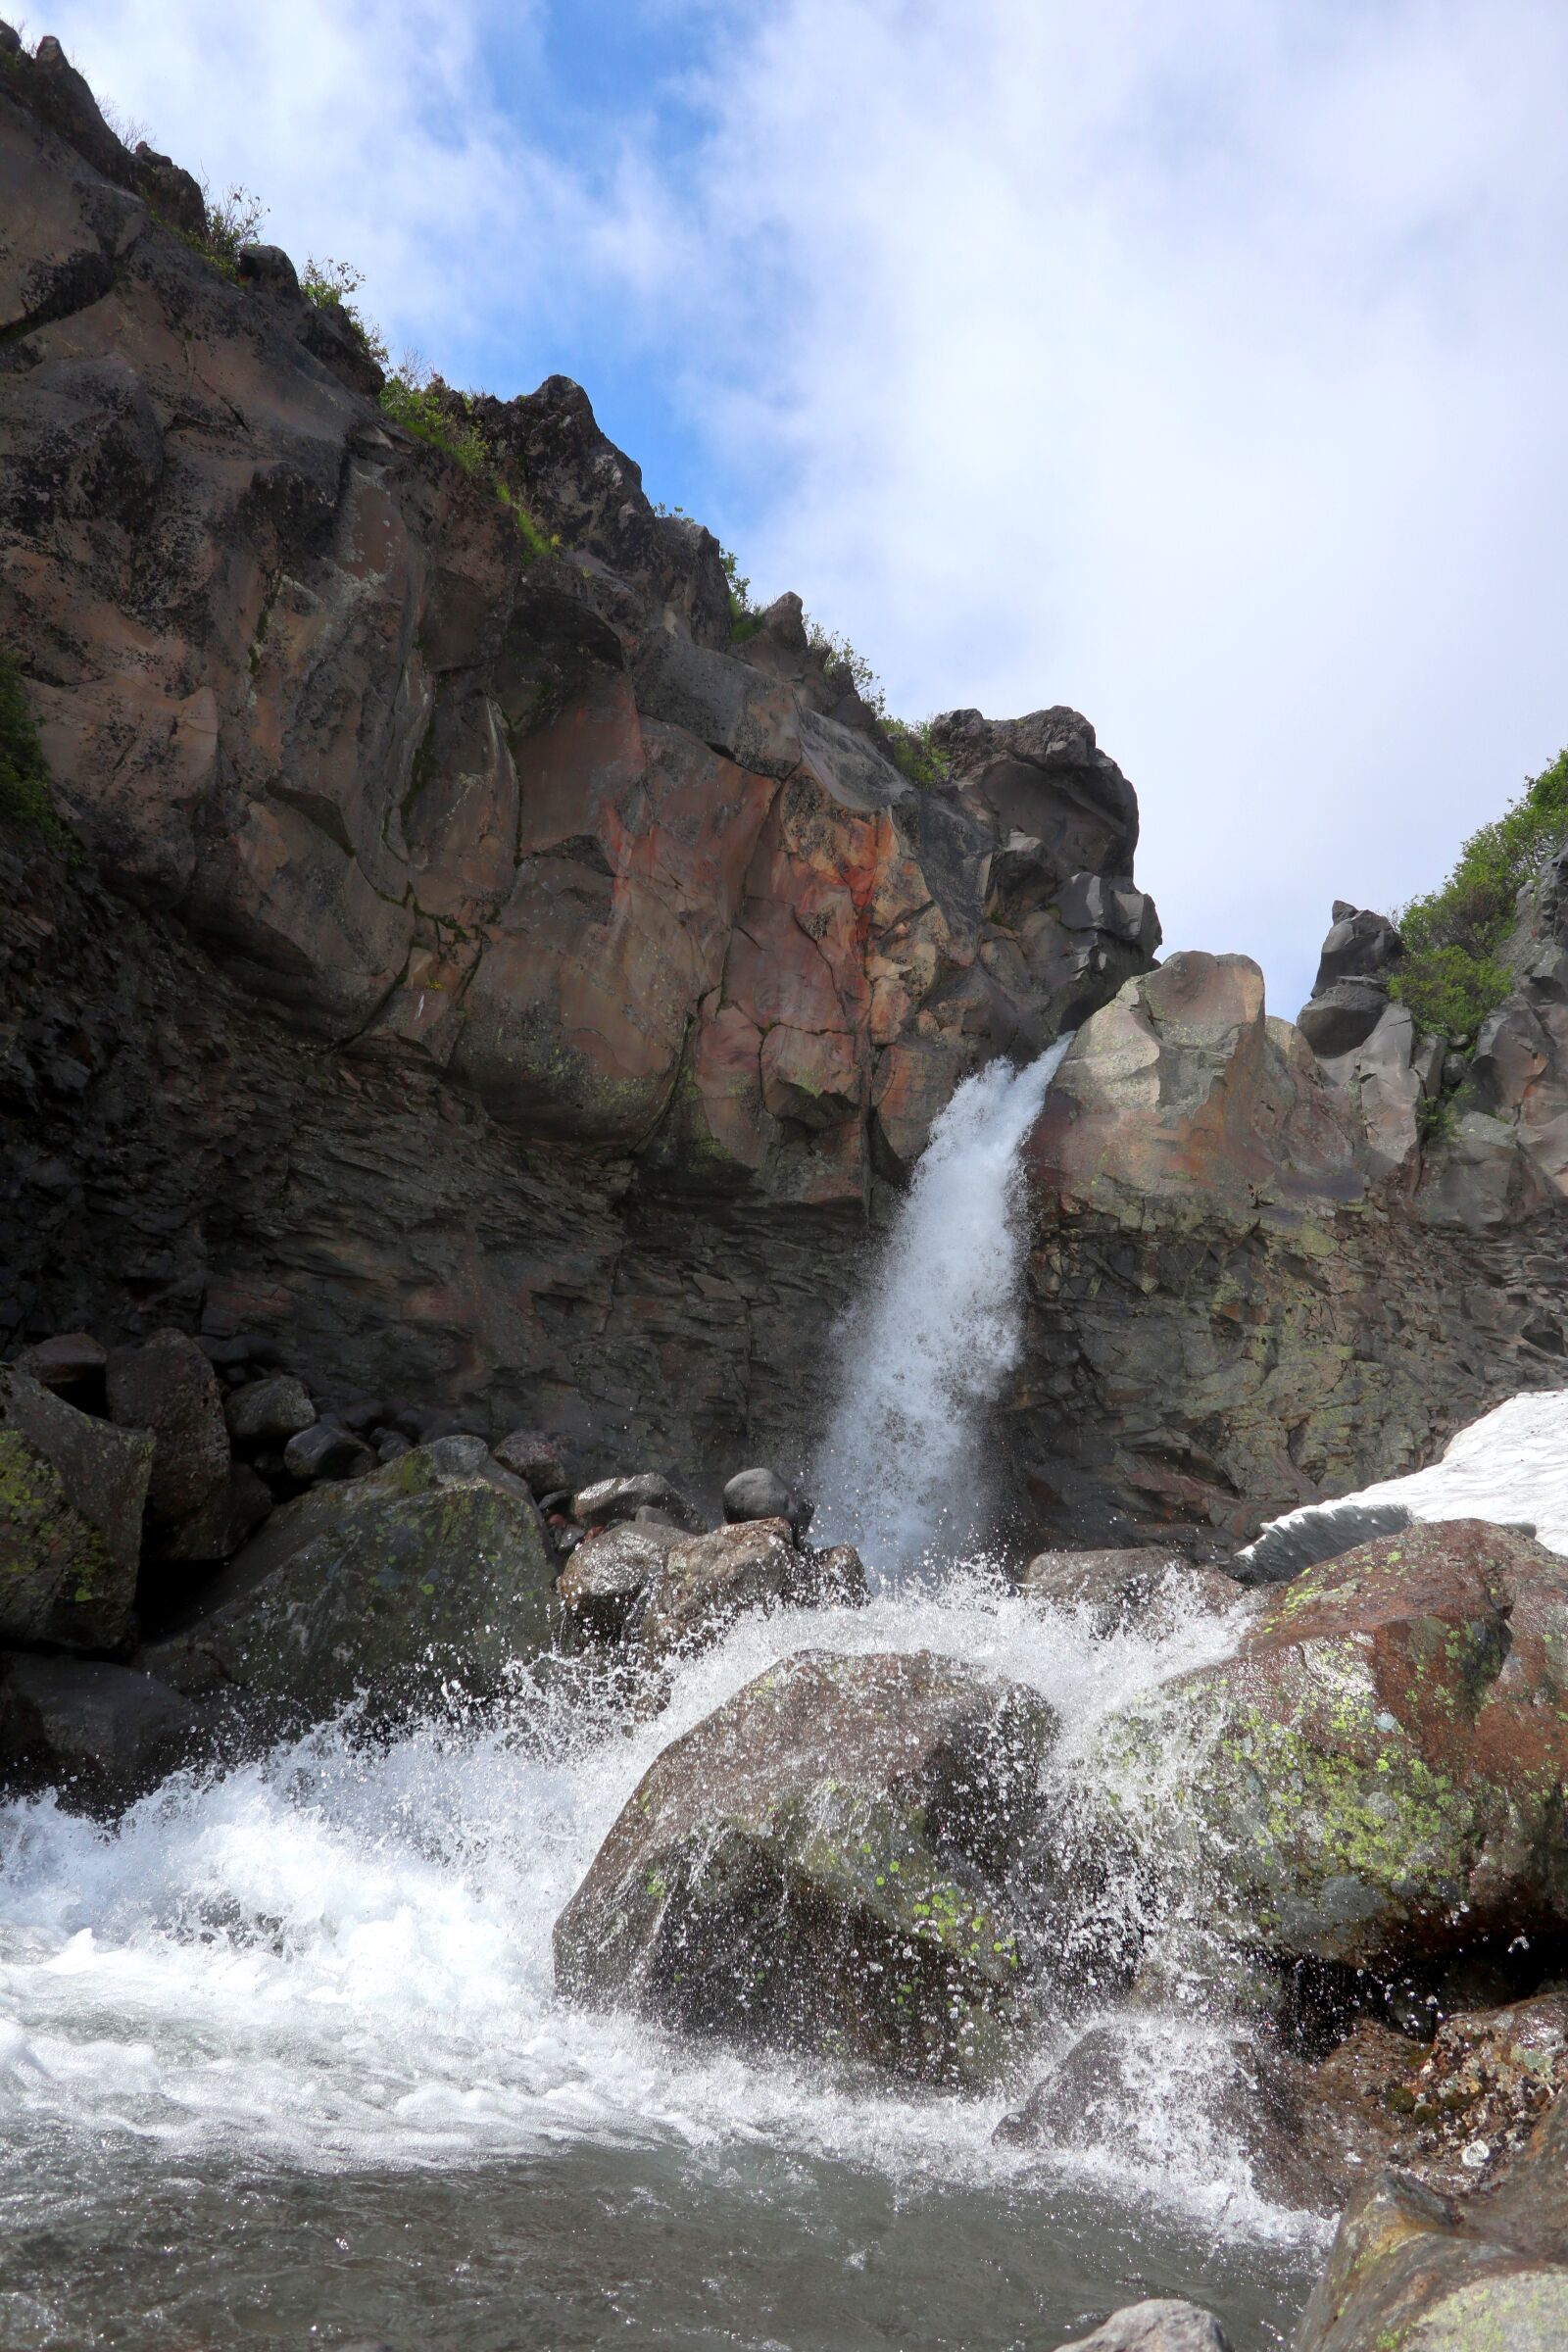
[1090,1521,1568,1972]
[0,1367,152,1652]
[1293,2092,1568,2351]
[141,1437,557,1713]
[555,1646,1056,2084]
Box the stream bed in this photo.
[0,1580,1325,2350]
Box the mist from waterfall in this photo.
[810,1034,1074,1579]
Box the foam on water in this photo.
[810,1038,1074,1578]
[0,1574,1314,2244]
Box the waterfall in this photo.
[810,1033,1074,1579]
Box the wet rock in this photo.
[634,1517,816,1663]
[156,1462,273,1565]
[1050,2300,1232,2351]
[722,1466,810,1538]
[555,1646,1057,2084]
[12,1332,106,1406]
[1016,1546,1244,1635]
[282,1422,374,1484]
[1232,1501,1412,1588]
[556,1521,682,1642]
[1091,1521,1568,1973]
[224,1375,317,1447]
[140,1442,557,1715]
[572,1472,702,1532]
[1292,2107,1568,2352]
[106,1330,229,1529]
[0,1368,152,1652]
[0,1652,205,1805]
[493,1429,567,1497]
[797,1543,868,1605]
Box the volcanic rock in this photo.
[0,1367,151,1651]
[1016,1546,1245,1636]
[1090,1521,1568,1972]
[140,1441,557,1714]
[555,1646,1057,2084]
[492,1429,567,1497]
[105,1330,229,1529]
[224,1375,317,1447]
[0,1651,204,1804]
[556,1520,681,1642]
[722,1465,810,1537]
[1050,2300,1232,2352]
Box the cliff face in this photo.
[0,39,1158,1483]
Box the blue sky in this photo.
[43,0,1568,1016]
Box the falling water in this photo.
[810,1034,1075,1577]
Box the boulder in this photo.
[224,1375,317,1447]
[797,1543,868,1605]
[281,1421,374,1484]
[1297,978,1392,1060]
[555,1646,1057,2084]
[106,1331,229,1529]
[12,1332,107,1405]
[556,1521,682,1642]
[492,1428,567,1497]
[1311,904,1404,996]
[1016,1546,1244,1635]
[572,1472,702,1532]
[722,1465,810,1538]
[1090,1522,1568,1973]
[1292,2103,1568,2351]
[0,1653,204,1804]
[0,1368,152,1652]
[634,1517,818,1663]
[155,1463,273,1565]
[140,1442,558,1715]
[1050,2302,1232,2352]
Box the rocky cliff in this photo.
[0,30,1157,1490]
[3,25,1566,1562]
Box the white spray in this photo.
[810,1035,1074,1578]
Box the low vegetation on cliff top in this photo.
[1391,746,1568,1037]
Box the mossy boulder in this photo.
[0,1367,152,1651]
[140,1438,557,1714]
[1091,1521,1568,1971]
[555,1646,1056,2085]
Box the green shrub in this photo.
[1390,746,1568,1040]
[882,715,949,792]
[301,256,390,368]
[379,372,557,561]
[185,180,266,279]
[0,649,66,842]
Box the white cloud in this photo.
[41,0,1568,1013]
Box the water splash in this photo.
[810,1036,1073,1579]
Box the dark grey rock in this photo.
[106,1330,230,1529]
[12,1331,106,1403]
[282,1422,375,1484]
[224,1375,316,1447]
[1232,1500,1412,1587]
[1298,977,1393,1059]
[141,1442,558,1715]
[492,1428,567,1496]
[0,1369,152,1652]
[158,1463,273,1564]
[0,1653,204,1804]
[722,1465,810,1537]
[1312,904,1404,995]
[235,243,299,295]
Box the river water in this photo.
[0,1045,1328,2346]
[0,1582,1324,2349]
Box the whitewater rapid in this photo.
[810,1037,1073,1577]
[0,1575,1305,2240]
